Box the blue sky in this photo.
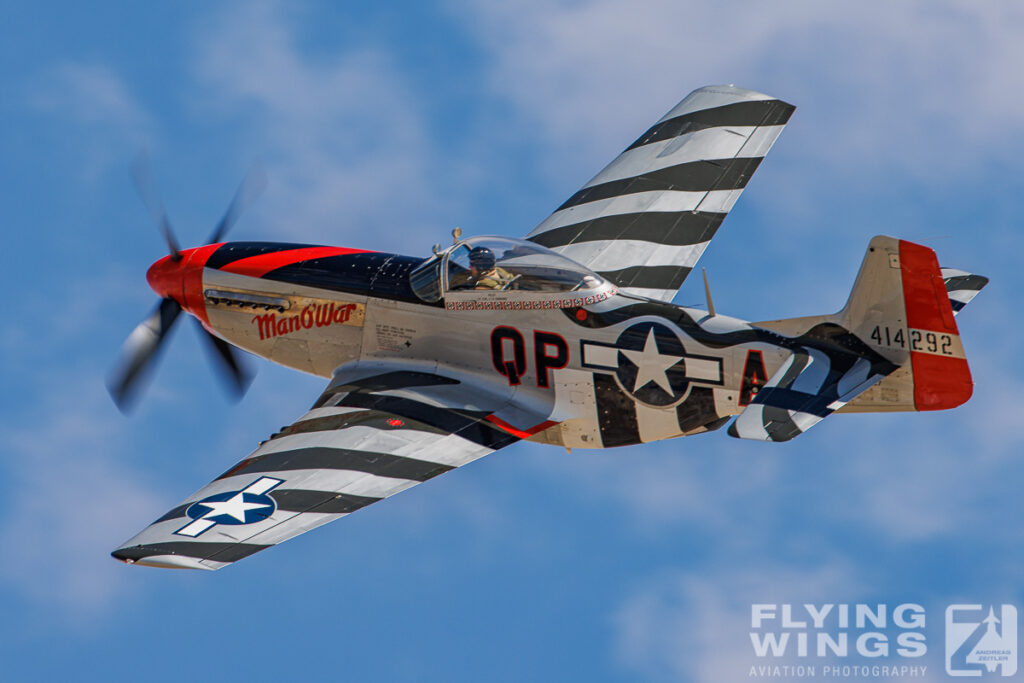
[2,2,1023,681]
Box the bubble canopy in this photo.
[409,236,616,308]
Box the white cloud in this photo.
[0,388,161,620]
[0,268,179,620]
[459,0,1024,182]
[614,562,861,682]
[35,63,153,141]
[192,1,456,247]
[31,63,156,182]
[527,439,780,539]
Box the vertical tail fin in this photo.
[752,236,976,420]
[835,236,972,411]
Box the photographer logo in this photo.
[945,605,1017,677]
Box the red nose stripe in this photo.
[219,246,372,278]
[181,243,226,329]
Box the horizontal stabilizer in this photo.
[941,268,989,315]
[728,328,896,441]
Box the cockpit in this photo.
[409,236,617,309]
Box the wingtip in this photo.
[692,84,795,108]
[111,547,220,570]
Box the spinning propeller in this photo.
[107,155,266,412]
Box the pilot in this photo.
[467,246,514,290]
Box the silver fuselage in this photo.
[199,264,790,449]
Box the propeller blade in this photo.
[195,319,254,399]
[206,165,267,245]
[107,297,182,412]
[131,152,181,259]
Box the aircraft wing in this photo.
[113,368,551,570]
[527,85,794,301]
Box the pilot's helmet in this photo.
[469,246,496,271]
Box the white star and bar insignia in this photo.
[175,477,283,538]
[581,322,723,405]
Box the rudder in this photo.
[835,236,972,411]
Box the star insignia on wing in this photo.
[193,492,272,523]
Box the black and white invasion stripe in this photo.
[112,373,526,570]
[528,85,795,301]
[941,268,989,315]
[593,375,727,447]
[727,339,894,443]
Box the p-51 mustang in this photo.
[109,85,988,570]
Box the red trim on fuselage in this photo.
[484,415,559,439]
[219,246,372,278]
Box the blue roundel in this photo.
[185,487,278,526]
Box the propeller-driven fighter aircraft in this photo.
[109,86,988,570]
